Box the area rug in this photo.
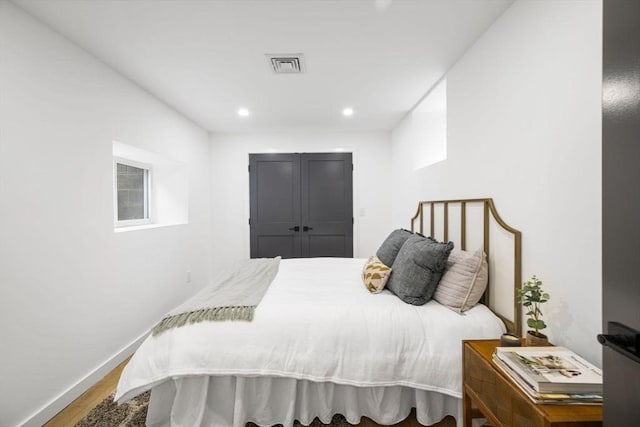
[76,391,350,426]
[76,392,149,427]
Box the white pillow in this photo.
[433,248,488,312]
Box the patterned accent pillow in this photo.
[362,256,392,293]
[433,248,488,313]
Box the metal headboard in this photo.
[410,198,522,335]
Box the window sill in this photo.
[114,223,185,233]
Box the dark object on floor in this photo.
[77,391,351,426]
[76,391,149,427]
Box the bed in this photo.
[115,198,522,427]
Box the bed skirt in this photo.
[146,376,461,427]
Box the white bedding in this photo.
[116,257,505,423]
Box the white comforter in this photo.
[116,258,505,403]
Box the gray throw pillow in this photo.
[386,234,454,305]
[376,229,413,267]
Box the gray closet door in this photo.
[300,153,353,258]
[249,152,353,258]
[249,153,301,258]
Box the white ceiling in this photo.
[13,0,513,133]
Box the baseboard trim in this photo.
[19,330,149,427]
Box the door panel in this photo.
[307,235,346,258]
[307,158,347,221]
[250,153,301,258]
[250,152,353,258]
[301,153,353,258]
[602,1,640,425]
[256,160,296,223]
[256,235,296,259]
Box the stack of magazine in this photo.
[492,346,603,404]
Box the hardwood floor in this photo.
[43,357,131,427]
[43,356,455,427]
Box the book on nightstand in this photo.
[492,354,602,405]
[493,346,602,403]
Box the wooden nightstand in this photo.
[462,339,602,427]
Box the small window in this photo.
[412,77,447,170]
[114,158,151,227]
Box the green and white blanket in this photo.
[152,257,281,336]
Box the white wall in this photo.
[209,132,391,266]
[0,3,211,426]
[391,0,602,365]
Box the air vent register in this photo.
[266,54,306,74]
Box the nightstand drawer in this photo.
[465,344,547,426]
[464,347,502,415]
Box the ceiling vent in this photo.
[266,54,305,74]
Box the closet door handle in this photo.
[289,226,300,232]
[303,226,313,232]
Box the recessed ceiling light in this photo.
[342,107,354,117]
[374,0,392,11]
[237,108,250,117]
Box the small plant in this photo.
[518,275,550,337]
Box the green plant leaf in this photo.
[520,275,549,332]
[532,319,546,331]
